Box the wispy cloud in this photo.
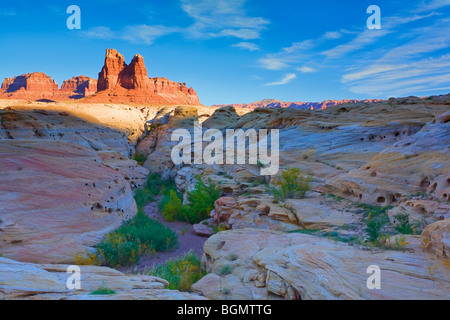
[321,12,438,58]
[181,0,269,40]
[122,25,182,45]
[259,57,290,70]
[414,0,450,12]
[342,18,450,97]
[83,0,269,46]
[257,30,341,70]
[265,73,297,86]
[297,66,316,73]
[232,42,261,51]
[256,1,450,96]
[83,26,115,40]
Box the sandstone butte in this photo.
[0,49,201,106]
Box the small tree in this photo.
[273,167,312,200]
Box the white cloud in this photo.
[324,31,342,39]
[83,0,269,45]
[216,28,260,40]
[265,73,297,86]
[232,42,261,51]
[414,0,450,12]
[259,57,290,70]
[321,12,438,58]
[181,0,269,40]
[83,26,115,40]
[257,30,342,70]
[297,66,316,73]
[122,25,181,45]
[83,25,181,45]
[341,17,450,97]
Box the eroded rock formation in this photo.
[0,49,201,105]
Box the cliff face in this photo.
[0,49,201,105]
[0,73,59,100]
[60,76,98,98]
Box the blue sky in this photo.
[1,0,449,105]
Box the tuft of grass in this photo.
[327,194,344,202]
[220,264,233,276]
[143,251,205,292]
[90,282,116,295]
[227,253,239,261]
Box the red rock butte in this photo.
[0,49,201,106]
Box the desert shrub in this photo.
[132,153,148,166]
[364,205,390,245]
[134,172,168,209]
[184,176,221,223]
[160,175,221,224]
[97,212,178,267]
[394,235,410,251]
[161,190,184,221]
[144,251,205,291]
[73,251,101,266]
[394,213,415,234]
[272,167,312,200]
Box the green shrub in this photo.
[97,212,178,267]
[144,251,205,291]
[184,176,221,223]
[160,175,221,224]
[90,282,116,295]
[364,205,390,245]
[161,190,184,221]
[394,213,415,234]
[132,153,148,166]
[273,167,312,200]
[134,172,168,209]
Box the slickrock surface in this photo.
[0,103,151,263]
[1,92,449,300]
[0,257,205,300]
[192,229,450,300]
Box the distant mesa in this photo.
[212,98,384,110]
[0,49,201,106]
